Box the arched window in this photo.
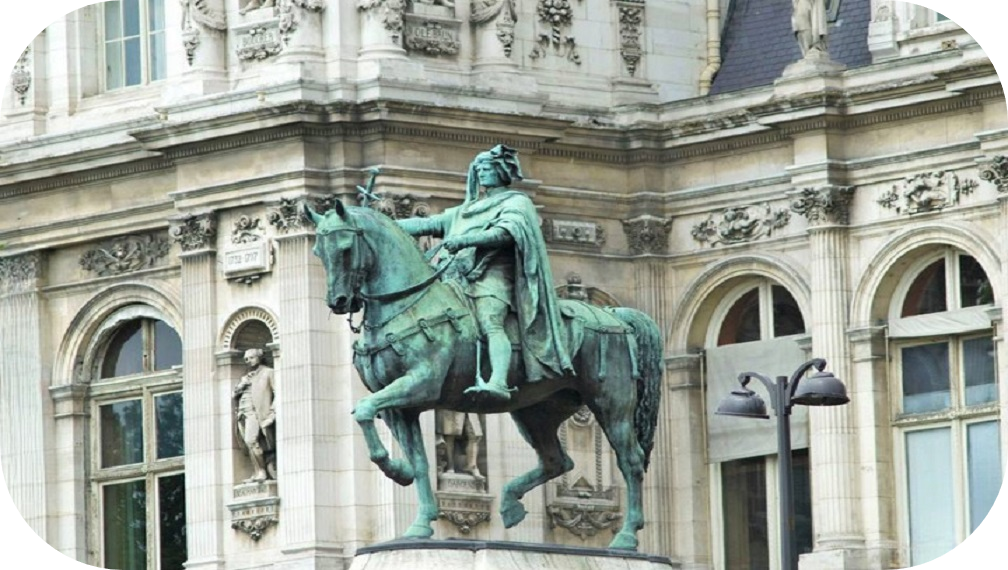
[717,282,805,346]
[889,248,999,565]
[92,313,186,570]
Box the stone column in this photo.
[470,0,517,73]
[169,212,225,570]
[276,0,327,64]
[790,187,866,568]
[0,252,50,541]
[660,354,711,567]
[267,198,350,564]
[356,0,422,82]
[847,326,897,569]
[172,0,228,98]
[48,382,87,560]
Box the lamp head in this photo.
[716,388,769,419]
[791,370,849,407]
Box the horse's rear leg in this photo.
[500,403,577,529]
[593,411,646,550]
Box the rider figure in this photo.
[397,145,573,401]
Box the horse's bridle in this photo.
[321,215,454,333]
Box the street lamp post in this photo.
[715,358,850,570]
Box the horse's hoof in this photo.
[386,458,415,486]
[500,500,527,528]
[608,531,639,551]
[403,523,434,539]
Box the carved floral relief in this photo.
[691,204,791,247]
[11,48,31,105]
[180,0,227,65]
[877,171,978,214]
[617,2,644,76]
[79,235,171,277]
[529,0,583,64]
[979,155,1008,193]
[621,216,672,255]
[169,212,218,252]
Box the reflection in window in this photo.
[901,343,951,414]
[103,320,144,378]
[101,400,144,467]
[158,474,187,570]
[959,256,993,308]
[963,336,996,406]
[966,421,1001,532]
[722,457,768,570]
[772,286,805,337]
[902,260,946,317]
[718,288,760,346]
[104,0,166,90]
[155,392,184,459]
[154,320,182,371]
[103,479,147,570]
[101,318,182,379]
[906,428,956,565]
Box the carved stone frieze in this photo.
[438,507,490,534]
[691,204,790,247]
[0,252,43,295]
[789,186,855,226]
[621,216,671,255]
[547,476,622,539]
[358,0,406,44]
[236,24,284,61]
[979,155,1008,193]
[232,215,265,244]
[368,193,432,220]
[169,212,218,252]
[11,48,31,105]
[436,489,492,534]
[542,218,605,249]
[404,15,461,56]
[529,0,582,64]
[79,235,171,277]
[180,0,227,66]
[877,171,978,214]
[617,2,644,77]
[471,0,517,58]
[267,198,310,233]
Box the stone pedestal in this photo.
[229,480,280,541]
[436,473,492,535]
[348,540,680,570]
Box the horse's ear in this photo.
[302,202,323,225]
[332,199,346,219]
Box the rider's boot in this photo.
[465,330,514,401]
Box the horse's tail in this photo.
[612,307,663,472]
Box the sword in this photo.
[356,167,381,207]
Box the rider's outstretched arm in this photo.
[447,227,512,251]
[398,215,446,237]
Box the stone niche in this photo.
[404,3,461,57]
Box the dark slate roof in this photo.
[710,0,873,95]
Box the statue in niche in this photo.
[233,348,276,482]
[792,0,828,57]
[436,410,483,479]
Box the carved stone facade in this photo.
[10,48,30,105]
[616,1,644,76]
[181,0,227,65]
[877,171,979,214]
[79,234,171,277]
[980,155,1008,193]
[691,204,791,247]
[358,0,406,44]
[471,0,517,58]
[789,186,856,226]
[236,24,284,61]
[0,252,42,295]
[543,218,605,249]
[621,216,672,255]
[529,0,582,64]
[169,212,218,252]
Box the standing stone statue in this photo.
[233,348,276,482]
[397,144,573,401]
[792,0,829,57]
[437,410,483,478]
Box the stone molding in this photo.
[621,215,671,255]
[169,211,218,253]
[691,204,791,247]
[0,252,43,295]
[616,1,645,77]
[220,306,281,350]
[529,0,583,65]
[436,485,492,534]
[979,155,1008,193]
[547,479,622,540]
[542,218,605,249]
[877,171,978,214]
[789,186,855,226]
[231,215,265,244]
[79,234,171,277]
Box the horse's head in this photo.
[304,200,367,315]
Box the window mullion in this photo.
[760,281,773,341]
[946,251,959,311]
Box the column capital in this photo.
[789,185,855,227]
[0,251,44,295]
[169,210,218,255]
[622,215,672,255]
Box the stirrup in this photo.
[464,378,514,401]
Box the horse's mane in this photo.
[347,205,430,267]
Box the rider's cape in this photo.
[438,190,574,382]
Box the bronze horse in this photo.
[305,200,663,549]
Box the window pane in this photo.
[960,255,993,308]
[901,343,950,413]
[722,457,769,570]
[102,320,144,378]
[963,336,997,406]
[967,421,1001,532]
[901,260,946,317]
[158,474,187,570]
[124,37,142,86]
[906,428,956,566]
[148,0,166,31]
[105,41,124,92]
[123,0,141,37]
[104,1,123,40]
[101,400,144,467]
[772,285,805,337]
[718,288,761,346]
[156,392,184,459]
[154,320,182,371]
[149,31,166,82]
[103,480,147,570]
